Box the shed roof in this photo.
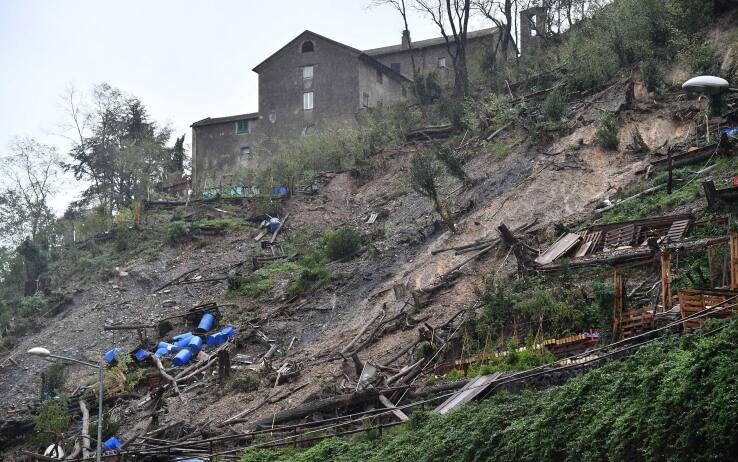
[191,112,260,128]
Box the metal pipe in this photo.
[97,364,103,462]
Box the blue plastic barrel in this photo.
[155,342,178,357]
[206,326,236,346]
[173,332,194,347]
[102,436,122,451]
[133,349,147,362]
[196,313,216,332]
[104,348,124,364]
[187,335,203,352]
[172,348,193,366]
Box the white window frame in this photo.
[303,91,314,110]
[438,57,447,69]
[303,65,314,80]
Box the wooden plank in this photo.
[574,240,592,258]
[604,224,635,249]
[253,230,267,241]
[378,394,409,422]
[269,212,290,244]
[660,251,672,312]
[435,372,503,415]
[665,219,691,242]
[367,213,379,224]
[731,232,738,290]
[535,233,581,265]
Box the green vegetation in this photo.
[410,152,456,233]
[227,371,261,394]
[324,228,362,261]
[34,395,71,447]
[473,275,612,351]
[542,88,565,122]
[194,217,249,230]
[595,112,620,150]
[166,221,189,244]
[240,319,738,462]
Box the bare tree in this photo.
[372,0,420,84]
[473,0,519,61]
[415,0,472,98]
[0,138,61,245]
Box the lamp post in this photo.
[682,75,730,117]
[28,347,104,462]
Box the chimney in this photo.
[401,29,411,50]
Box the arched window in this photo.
[301,41,314,53]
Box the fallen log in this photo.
[270,212,290,244]
[595,184,666,213]
[248,389,380,430]
[79,400,92,459]
[150,354,181,397]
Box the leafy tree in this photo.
[410,152,456,232]
[63,83,174,217]
[34,394,71,448]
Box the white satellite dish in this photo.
[682,75,730,95]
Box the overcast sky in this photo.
[0,0,488,211]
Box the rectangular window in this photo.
[529,15,538,36]
[236,120,249,134]
[390,62,401,73]
[362,92,369,107]
[240,146,251,155]
[303,65,314,80]
[438,57,447,69]
[303,91,314,110]
[376,69,383,84]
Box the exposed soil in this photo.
[0,73,707,452]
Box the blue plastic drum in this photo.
[196,313,216,332]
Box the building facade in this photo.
[191,27,509,192]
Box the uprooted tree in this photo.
[410,151,457,232]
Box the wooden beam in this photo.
[730,232,738,290]
[613,270,625,339]
[378,394,409,422]
[660,251,672,312]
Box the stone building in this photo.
[191,27,510,192]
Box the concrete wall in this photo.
[257,32,362,152]
[357,59,407,109]
[192,118,267,190]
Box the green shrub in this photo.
[34,395,71,446]
[324,228,361,261]
[289,252,330,295]
[166,221,189,244]
[641,57,664,94]
[229,261,302,298]
[227,371,260,394]
[543,88,565,122]
[433,144,470,185]
[595,112,620,150]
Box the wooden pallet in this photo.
[604,224,635,249]
[618,309,654,340]
[678,289,738,331]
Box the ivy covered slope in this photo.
[242,320,738,462]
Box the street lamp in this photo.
[28,347,104,462]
